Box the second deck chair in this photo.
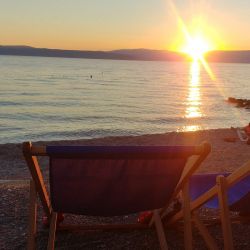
[23,141,211,250]
[167,160,250,250]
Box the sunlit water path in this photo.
[0,55,250,143]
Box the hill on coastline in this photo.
[0,45,250,63]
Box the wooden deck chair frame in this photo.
[23,141,211,250]
[166,160,250,250]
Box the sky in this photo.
[1,0,250,51]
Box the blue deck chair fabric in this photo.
[48,146,197,216]
[190,173,250,213]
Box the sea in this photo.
[0,55,250,144]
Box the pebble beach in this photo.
[1,128,250,249]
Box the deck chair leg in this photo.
[153,210,169,250]
[183,182,193,250]
[217,176,234,250]
[47,212,58,250]
[192,212,218,250]
[27,180,37,250]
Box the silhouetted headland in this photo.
[1,45,250,63]
[0,46,184,62]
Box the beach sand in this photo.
[1,128,250,249]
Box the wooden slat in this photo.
[175,142,211,196]
[47,212,57,250]
[153,210,169,250]
[23,142,51,218]
[192,212,218,250]
[225,160,250,187]
[27,180,37,250]
[160,142,211,222]
[217,176,234,250]
[182,182,193,250]
[160,156,202,222]
[150,157,198,227]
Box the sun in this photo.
[182,35,213,61]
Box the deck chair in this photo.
[22,141,211,250]
[167,161,250,250]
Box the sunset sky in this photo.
[1,0,250,51]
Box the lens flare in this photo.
[168,0,216,80]
[182,36,212,61]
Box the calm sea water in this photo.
[0,55,250,143]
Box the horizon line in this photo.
[1,44,250,53]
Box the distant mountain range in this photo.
[1,45,250,63]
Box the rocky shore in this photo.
[228,97,250,109]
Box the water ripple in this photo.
[1,55,250,143]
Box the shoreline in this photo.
[1,127,250,180]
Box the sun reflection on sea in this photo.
[181,125,201,132]
[185,60,202,119]
[179,60,203,132]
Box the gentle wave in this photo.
[1,55,250,143]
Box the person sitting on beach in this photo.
[243,123,250,145]
[244,122,250,136]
